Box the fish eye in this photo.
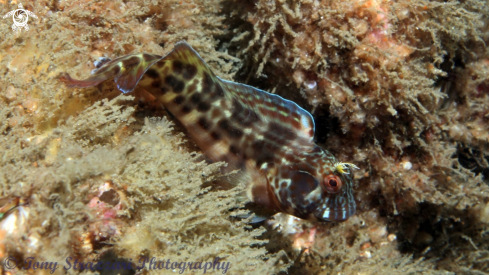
[322,174,343,193]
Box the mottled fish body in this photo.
[60,41,358,222]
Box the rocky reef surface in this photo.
[0,0,488,274]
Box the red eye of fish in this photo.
[322,174,343,193]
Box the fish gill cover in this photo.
[0,0,488,274]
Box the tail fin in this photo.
[59,53,163,94]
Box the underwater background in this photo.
[0,0,488,274]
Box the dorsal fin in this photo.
[220,80,315,142]
[160,41,229,100]
[164,41,214,72]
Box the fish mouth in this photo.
[314,200,356,222]
[318,208,355,222]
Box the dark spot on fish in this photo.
[112,66,120,74]
[190,93,201,104]
[122,56,140,69]
[202,73,224,99]
[173,95,185,105]
[218,119,230,131]
[230,99,244,121]
[218,119,243,139]
[229,145,239,155]
[243,110,260,127]
[202,72,213,93]
[281,182,287,189]
[242,152,249,160]
[156,61,165,68]
[267,122,297,144]
[151,79,161,88]
[230,97,259,126]
[210,132,220,140]
[182,64,197,80]
[146,69,159,79]
[160,86,169,95]
[165,75,185,93]
[274,181,279,189]
[181,104,192,114]
[172,60,183,74]
[215,83,225,97]
[197,117,210,130]
[143,53,156,62]
[251,140,265,152]
[229,128,243,139]
[197,102,211,112]
[252,141,276,167]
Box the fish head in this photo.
[268,146,357,222]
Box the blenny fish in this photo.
[59,41,358,222]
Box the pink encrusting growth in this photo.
[60,41,359,222]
